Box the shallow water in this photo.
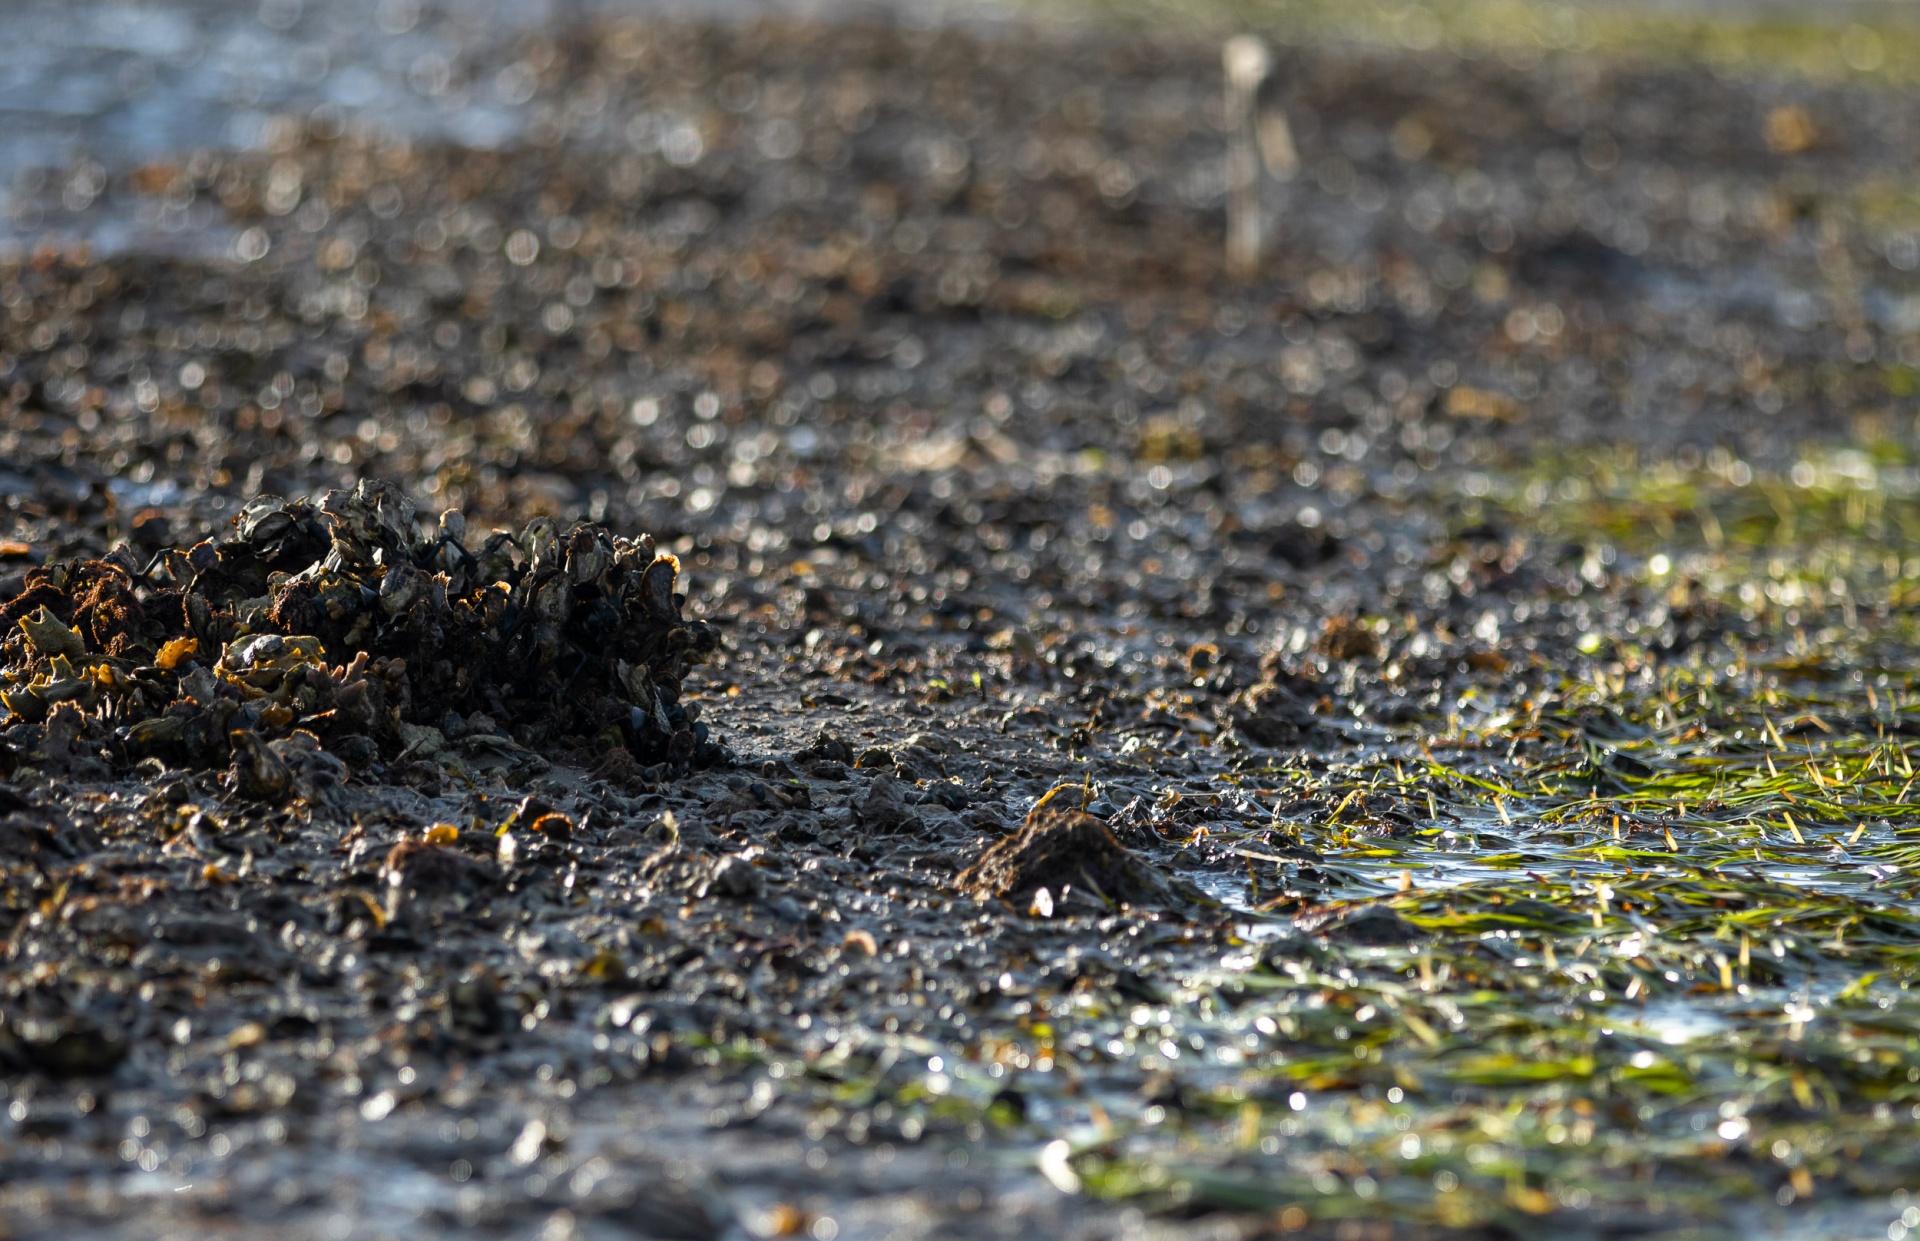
[2,0,1027,257]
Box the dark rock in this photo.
[708,854,765,898]
[589,1179,726,1241]
[1296,902,1422,945]
[1269,521,1340,570]
[794,731,855,764]
[957,794,1171,909]
[1229,656,1324,748]
[849,773,918,834]
[0,809,98,864]
[4,1016,128,1078]
[384,838,497,899]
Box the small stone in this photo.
[849,773,917,833]
[794,731,854,764]
[711,853,765,898]
[903,731,954,755]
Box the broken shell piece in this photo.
[19,608,86,661]
[155,637,199,670]
[221,633,324,674]
[378,563,427,616]
[228,730,293,801]
[1,685,48,724]
[395,722,446,759]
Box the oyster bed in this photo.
[8,11,1920,1240]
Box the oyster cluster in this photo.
[0,480,722,788]
[957,792,1175,913]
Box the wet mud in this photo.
[6,12,1920,1241]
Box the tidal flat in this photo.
[6,10,1920,1239]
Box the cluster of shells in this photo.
[0,480,721,794]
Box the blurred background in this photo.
[6,0,997,258]
[14,0,1920,568]
[8,0,1918,258]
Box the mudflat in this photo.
[4,14,1920,1240]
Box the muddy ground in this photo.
[6,13,1920,1241]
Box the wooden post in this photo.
[1223,35,1273,282]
